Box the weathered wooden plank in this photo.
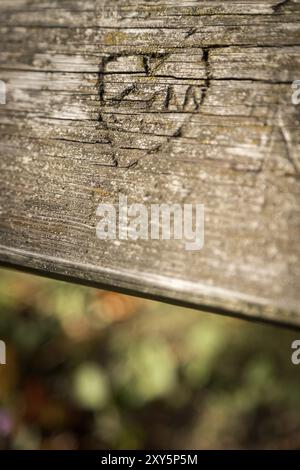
[0,0,300,327]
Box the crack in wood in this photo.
[272,0,293,12]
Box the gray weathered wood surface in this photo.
[0,0,300,327]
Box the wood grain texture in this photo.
[0,0,300,326]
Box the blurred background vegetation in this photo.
[0,267,299,450]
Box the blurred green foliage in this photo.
[0,268,300,449]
